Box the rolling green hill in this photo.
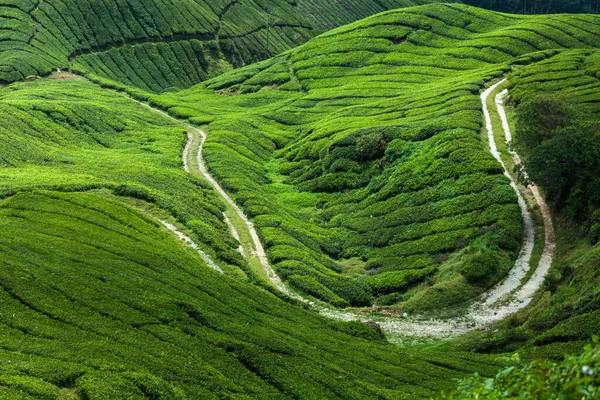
[0,191,505,399]
[0,0,445,92]
[2,1,600,398]
[152,3,600,309]
[0,76,246,272]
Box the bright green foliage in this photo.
[156,4,600,308]
[0,77,241,269]
[453,219,600,359]
[459,251,512,286]
[366,267,436,295]
[441,340,600,399]
[0,190,510,398]
[0,1,599,397]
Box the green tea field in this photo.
[154,3,600,311]
[1,0,600,398]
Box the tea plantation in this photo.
[154,3,600,310]
[0,0,446,91]
[0,76,516,398]
[0,190,513,399]
[0,0,317,89]
[1,0,600,398]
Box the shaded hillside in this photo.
[152,3,600,309]
[296,0,450,33]
[0,0,312,89]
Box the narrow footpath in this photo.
[123,95,291,293]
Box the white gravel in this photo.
[158,219,224,274]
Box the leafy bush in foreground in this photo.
[440,339,600,399]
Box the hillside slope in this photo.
[0,191,507,399]
[2,2,600,398]
[0,0,312,89]
[0,76,511,399]
[153,3,600,309]
[0,0,447,92]
[296,0,450,33]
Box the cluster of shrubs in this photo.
[0,0,314,88]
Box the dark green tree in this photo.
[514,94,600,221]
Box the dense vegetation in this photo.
[464,0,600,14]
[0,190,511,399]
[2,0,600,397]
[447,49,600,363]
[442,339,600,399]
[510,50,600,223]
[1,0,598,90]
[0,76,515,398]
[153,4,600,310]
[0,77,245,272]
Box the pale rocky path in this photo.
[158,218,224,274]
[494,88,556,307]
[185,126,292,295]
[121,81,554,340]
[134,205,224,273]
[122,95,291,293]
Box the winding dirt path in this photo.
[187,126,292,294]
[122,95,291,292]
[495,88,556,305]
[121,79,554,340]
[325,79,556,340]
